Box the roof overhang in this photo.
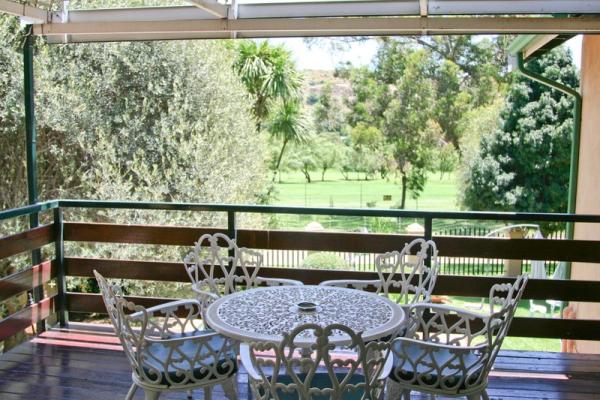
[2,0,600,43]
[509,33,576,60]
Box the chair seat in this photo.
[390,341,483,390]
[141,330,237,386]
[257,372,367,400]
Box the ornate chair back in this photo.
[183,232,263,297]
[245,323,392,400]
[94,270,149,380]
[485,274,529,370]
[94,271,238,393]
[375,238,439,305]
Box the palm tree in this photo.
[233,41,302,131]
[269,100,311,182]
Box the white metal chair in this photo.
[375,238,439,305]
[94,270,238,400]
[183,233,303,315]
[241,323,393,400]
[320,239,439,305]
[387,274,528,400]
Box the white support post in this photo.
[419,0,428,17]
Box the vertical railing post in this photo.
[424,217,433,267]
[54,207,68,327]
[23,26,44,333]
[227,211,237,279]
[227,210,237,242]
[24,27,38,229]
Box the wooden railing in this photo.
[0,202,59,344]
[2,199,600,344]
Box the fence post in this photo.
[54,207,68,327]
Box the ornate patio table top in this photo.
[205,285,404,347]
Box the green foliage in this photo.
[35,40,267,206]
[268,100,311,180]
[458,98,504,175]
[312,133,343,181]
[301,252,347,270]
[313,82,344,133]
[437,143,460,179]
[383,51,440,206]
[0,17,26,211]
[350,123,383,148]
[434,60,472,151]
[232,40,302,130]
[0,16,268,296]
[286,142,317,183]
[462,47,578,219]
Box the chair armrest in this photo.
[144,328,222,344]
[410,302,490,321]
[255,276,304,287]
[191,285,220,307]
[319,279,381,291]
[407,303,490,345]
[131,299,204,337]
[141,299,201,317]
[240,343,261,380]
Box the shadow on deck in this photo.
[1,323,599,400]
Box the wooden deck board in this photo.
[1,325,599,400]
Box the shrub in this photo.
[301,252,347,270]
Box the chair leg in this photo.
[385,379,406,400]
[126,383,138,400]
[204,386,212,400]
[143,389,161,400]
[222,375,238,400]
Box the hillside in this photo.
[302,69,353,106]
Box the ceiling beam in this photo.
[187,0,228,19]
[428,0,600,15]
[0,0,48,23]
[33,16,600,42]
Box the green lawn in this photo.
[273,170,460,210]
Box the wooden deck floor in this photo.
[1,324,599,400]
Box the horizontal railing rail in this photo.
[0,200,58,222]
[56,199,600,223]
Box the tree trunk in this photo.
[271,138,289,184]
[321,168,326,181]
[302,168,312,183]
[400,173,408,209]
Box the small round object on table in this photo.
[205,285,404,347]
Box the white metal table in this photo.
[205,285,405,347]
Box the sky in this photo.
[268,35,583,71]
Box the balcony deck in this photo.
[1,323,599,400]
